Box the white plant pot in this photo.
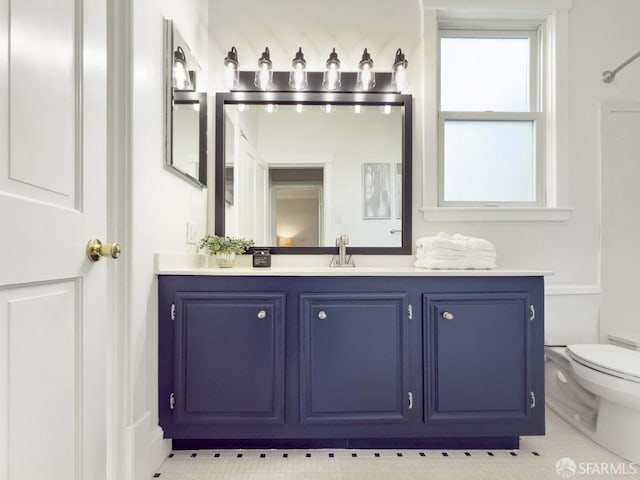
[214,251,236,268]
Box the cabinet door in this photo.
[424,293,531,425]
[300,293,409,425]
[173,292,285,425]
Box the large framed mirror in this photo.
[215,92,412,254]
[163,20,207,187]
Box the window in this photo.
[439,30,543,206]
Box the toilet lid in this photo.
[567,344,640,382]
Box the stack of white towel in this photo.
[415,232,497,269]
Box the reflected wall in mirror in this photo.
[164,20,207,187]
[215,92,412,254]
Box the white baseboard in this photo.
[125,411,171,480]
[149,425,171,477]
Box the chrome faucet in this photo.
[330,234,355,267]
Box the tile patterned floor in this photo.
[155,408,640,479]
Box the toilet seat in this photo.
[567,344,640,383]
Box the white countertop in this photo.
[156,253,551,277]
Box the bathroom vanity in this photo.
[158,265,546,449]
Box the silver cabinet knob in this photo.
[442,311,454,321]
[318,311,327,320]
[257,310,266,319]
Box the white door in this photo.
[0,1,109,480]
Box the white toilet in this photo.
[545,292,640,464]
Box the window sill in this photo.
[420,207,573,222]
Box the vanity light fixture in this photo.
[225,46,408,92]
[255,47,274,91]
[322,48,341,91]
[289,47,308,90]
[356,48,375,91]
[173,46,193,90]
[391,48,408,92]
[223,46,240,90]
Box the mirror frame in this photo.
[163,19,207,187]
[215,91,412,255]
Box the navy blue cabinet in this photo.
[159,274,544,448]
[168,292,285,432]
[424,293,543,436]
[300,293,409,425]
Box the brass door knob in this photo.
[86,239,122,262]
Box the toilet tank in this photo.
[545,284,600,345]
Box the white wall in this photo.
[567,0,640,341]
[127,0,208,477]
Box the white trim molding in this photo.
[420,206,572,222]
[422,0,572,10]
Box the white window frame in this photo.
[438,29,545,208]
[420,2,573,223]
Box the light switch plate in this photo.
[186,222,197,244]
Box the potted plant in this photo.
[199,235,254,268]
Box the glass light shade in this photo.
[322,48,341,90]
[356,48,375,90]
[254,47,273,91]
[173,46,193,90]
[391,48,409,92]
[289,47,308,90]
[223,46,239,90]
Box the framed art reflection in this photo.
[362,163,391,219]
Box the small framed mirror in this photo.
[163,20,207,187]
